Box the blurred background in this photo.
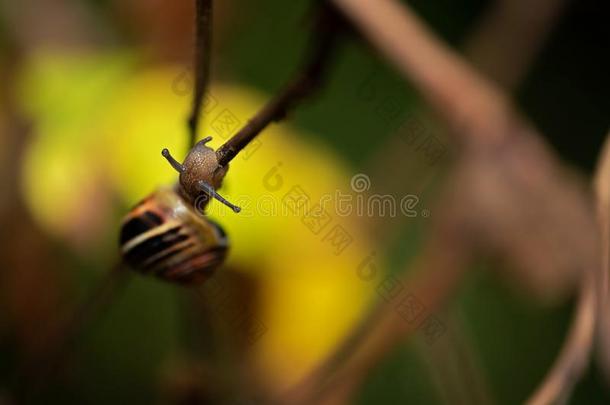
[0,0,609,404]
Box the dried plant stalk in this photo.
[365,0,567,255]
[526,131,610,404]
[280,0,601,404]
[188,0,213,147]
[216,5,344,166]
[525,273,596,405]
[594,133,610,385]
[332,0,598,304]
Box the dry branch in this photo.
[594,133,610,385]
[215,5,344,167]
[188,0,214,147]
[526,130,610,404]
[365,0,568,247]
[361,0,569,280]
[332,0,598,307]
[280,0,601,404]
[525,272,596,405]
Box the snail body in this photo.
[119,137,239,284]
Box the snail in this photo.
[119,136,240,285]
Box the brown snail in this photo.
[119,136,240,285]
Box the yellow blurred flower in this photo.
[20,52,378,387]
[99,73,377,386]
[19,50,134,245]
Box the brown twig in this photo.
[364,0,567,242]
[524,133,609,405]
[187,0,213,147]
[405,2,568,398]
[525,272,597,405]
[281,1,599,404]
[215,4,344,167]
[594,132,610,385]
[330,0,599,295]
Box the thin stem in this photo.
[188,0,213,147]
[215,4,344,167]
[524,271,596,405]
[162,148,186,173]
[279,1,599,404]
[593,132,610,385]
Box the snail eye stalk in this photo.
[161,148,185,173]
[198,180,241,213]
[195,136,213,146]
[161,149,186,173]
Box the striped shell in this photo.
[119,186,228,284]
